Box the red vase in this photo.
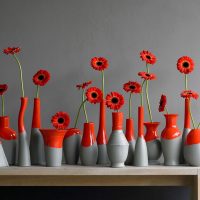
[144,122,162,162]
[17,97,31,167]
[80,122,98,165]
[138,106,144,137]
[161,114,182,165]
[30,98,45,165]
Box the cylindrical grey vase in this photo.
[97,144,109,165]
[30,128,45,165]
[134,136,148,166]
[125,140,136,165]
[64,132,81,165]
[107,112,129,168]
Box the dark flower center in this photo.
[183,62,189,68]
[91,92,97,98]
[0,89,4,92]
[58,117,64,124]
[146,55,151,60]
[129,85,136,90]
[38,75,45,80]
[97,61,102,66]
[112,97,119,104]
[187,92,192,95]
[145,73,150,77]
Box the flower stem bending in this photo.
[189,100,196,129]
[36,85,40,98]
[140,80,146,106]
[82,89,89,123]
[128,93,132,118]
[74,99,87,128]
[185,74,188,90]
[145,80,153,122]
[1,95,4,116]
[101,71,105,98]
[13,54,25,97]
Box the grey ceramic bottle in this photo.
[107,112,129,168]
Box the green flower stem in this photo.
[128,93,132,118]
[74,99,87,128]
[146,63,149,73]
[189,101,196,129]
[145,80,153,122]
[101,71,105,98]
[165,107,169,114]
[1,95,4,116]
[185,74,188,90]
[140,80,146,106]
[82,89,88,123]
[13,54,25,97]
[36,85,40,98]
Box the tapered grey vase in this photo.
[161,114,182,166]
[64,128,81,165]
[107,112,129,168]
[30,98,45,165]
[134,106,148,167]
[0,142,9,167]
[80,122,98,166]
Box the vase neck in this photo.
[165,114,178,127]
[138,106,144,137]
[184,98,190,128]
[112,112,123,131]
[144,122,160,141]
[32,98,41,128]
[18,97,28,133]
[125,118,134,141]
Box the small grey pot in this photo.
[30,128,45,165]
[45,145,63,167]
[17,132,31,167]
[161,136,182,166]
[184,144,200,166]
[134,136,148,167]
[107,130,129,168]
[80,143,98,166]
[0,142,9,167]
[146,139,162,163]
[2,139,16,165]
[64,134,81,165]
[125,139,136,165]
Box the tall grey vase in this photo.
[107,112,129,168]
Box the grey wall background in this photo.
[0,0,200,198]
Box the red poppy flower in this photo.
[0,84,8,95]
[177,56,194,74]
[138,71,156,80]
[91,57,109,71]
[106,92,125,110]
[159,94,167,112]
[3,47,21,55]
[123,81,141,93]
[86,87,103,104]
[181,90,199,100]
[51,111,70,130]
[140,50,157,65]
[33,70,50,86]
[76,81,92,90]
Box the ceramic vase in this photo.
[40,129,66,167]
[184,129,200,166]
[30,98,45,165]
[134,106,148,167]
[96,99,109,165]
[80,122,98,166]
[144,122,162,164]
[107,112,129,168]
[63,128,81,165]
[180,98,191,164]
[0,141,8,167]
[17,97,31,167]
[161,114,182,166]
[0,116,16,165]
[125,118,135,165]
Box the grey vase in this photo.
[2,139,16,165]
[64,128,81,165]
[0,142,9,167]
[161,114,182,166]
[107,112,129,168]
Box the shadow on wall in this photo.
[0,186,190,200]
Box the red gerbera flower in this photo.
[0,84,8,95]
[3,47,21,55]
[86,87,103,104]
[91,57,109,71]
[123,81,141,93]
[33,70,50,86]
[159,94,167,112]
[181,90,199,100]
[177,56,194,74]
[76,81,92,90]
[140,50,157,65]
[138,71,156,80]
[51,111,70,130]
[106,92,125,111]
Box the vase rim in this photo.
[83,122,94,125]
[39,128,67,134]
[164,114,178,117]
[144,122,160,125]
[0,116,9,119]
